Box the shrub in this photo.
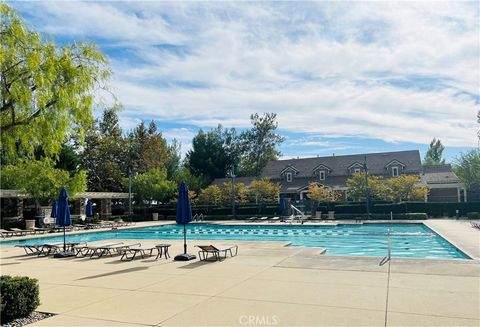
[1,275,40,323]
[467,212,480,219]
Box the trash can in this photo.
[25,219,36,229]
[328,211,335,220]
[315,211,322,219]
[152,213,159,221]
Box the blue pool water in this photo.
[2,223,469,259]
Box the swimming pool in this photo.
[2,223,468,259]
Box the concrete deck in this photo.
[0,220,478,326]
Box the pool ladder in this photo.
[193,213,204,222]
[380,229,391,266]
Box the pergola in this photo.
[0,190,131,221]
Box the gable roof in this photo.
[261,150,422,178]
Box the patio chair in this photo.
[89,242,141,259]
[119,246,158,261]
[37,242,84,256]
[75,242,122,257]
[15,244,43,255]
[0,229,16,238]
[29,226,50,234]
[9,228,34,236]
[196,244,238,261]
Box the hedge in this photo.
[467,212,480,219]
[1,275,40,323]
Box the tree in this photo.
[0,159,86,212]
[81,107,127,192]
[423,138,445,165]
[165,138,181,179]
[247,178,280,203]
[239,113,284,176]
[186,125,240,182]
[0,3,110,159]
[454,149,480,191]
[386,175,428,202]
[220,181,249,205]
[307,183,339,210]
[346,173,388,201]
[196,184,222,205]
[130,168,176,204]
[172,166,208,194]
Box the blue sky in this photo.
[9,1,479,162]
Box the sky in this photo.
[9,1,480,162]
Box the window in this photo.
[354,168,361,174]
[286,172,293,182]
[392,166,399,177]
[319,170,325,180]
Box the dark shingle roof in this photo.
[261,150,422,178]
[422,165,462,185]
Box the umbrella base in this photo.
[53,251,76,258]
[174,253,196,261]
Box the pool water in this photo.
[3,223,469,259]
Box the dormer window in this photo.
[286,172,293,182]
[392,166,399,177]
[319,170,326,180]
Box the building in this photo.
[213,150,467,202]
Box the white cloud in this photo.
[12,1,480,149]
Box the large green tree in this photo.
[186,125,240,182]
[454,149,480,191]
[130,168,176,204]
[239,113,284,176]
[423,138,445,165]
[82,107,127,192]
[0,3,110,159]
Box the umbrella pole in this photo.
[183,224,187,254]
[63,225,66,252]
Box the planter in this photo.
[152,213,159,221]
[25,219,36,229]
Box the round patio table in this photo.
[155,244,171,260]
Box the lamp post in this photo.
[128,167,133,216]
[363,155,370,220]
[228,166,236,219]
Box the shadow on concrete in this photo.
[178,261,210,269]
[75,266,149,280]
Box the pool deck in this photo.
[0,219,479,326]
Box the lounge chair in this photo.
[74,242,121,257]
[268,216,280,223]
[37,242,83,256]
[15,244,43,255]
[246,216,257,221]
[119,246,158,261]
[29,226,50,234]
[257,216,268,221]
[89,242,141,259]
[9,228,34,236]
[196,244,238,261]
[470,221,480,230]
[0,229,16,238]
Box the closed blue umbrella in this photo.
[174,181,196,261]
[86,200,94,217]
[54,187,75,258]
[50,200,57,218]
